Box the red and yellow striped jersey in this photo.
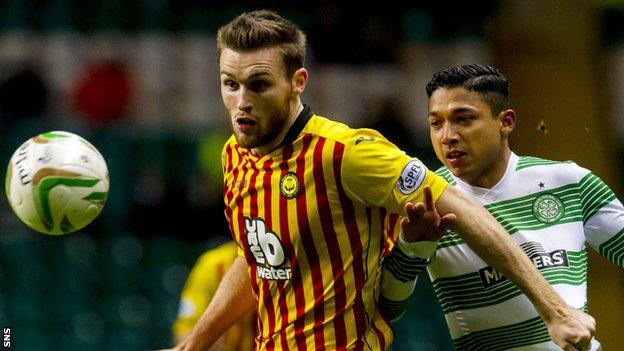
[222,106,447,350]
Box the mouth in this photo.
[445,150,468,166]
[235,117,258,133]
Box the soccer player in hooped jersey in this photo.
[172,241,256,350]
[390,64,624,350]
[161,11,596,351]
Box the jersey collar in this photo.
[455,152,519,203]
[281,104,313,146]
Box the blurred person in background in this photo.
[0,66,48,125]
[161,10,596,351]
[388,64,624,350]
[73,60,132,127]
[0,65,50,146]
[173,240,256,350]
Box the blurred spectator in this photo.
[73,61,132,126]
[0,66,48,126]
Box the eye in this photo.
[429,119,442,129]
[457,115,474,124]
[249,80,269,92]
[223,79,239,90]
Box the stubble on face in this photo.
[234,93,292,150]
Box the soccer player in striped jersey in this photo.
[162,12,596,351]
[172,241,256,350]
[388,64,623,350]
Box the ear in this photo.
[500,109,516,136]
[292,68,308,95]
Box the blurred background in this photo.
[0,0,623,350]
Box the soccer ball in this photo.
[5,131,109,235]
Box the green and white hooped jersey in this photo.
[432,153,624,351]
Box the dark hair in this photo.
[217,10,306,78]
[426,64,509,114]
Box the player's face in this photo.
[220,47,301,153]
[428,87,514,188]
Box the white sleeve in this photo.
[579,171,624,267]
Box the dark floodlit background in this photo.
[0,1,623,350]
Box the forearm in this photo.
[436,187,567,321]
[184,257,255,350]
[380,238,436,322]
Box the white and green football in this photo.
[5,131,109,235]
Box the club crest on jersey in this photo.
[234,179,247,189]
[532,193,565,223]
[280,172,300,199]
[396,159,426,195]
[245,217,292,280]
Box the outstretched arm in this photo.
[159,257,255,351]
[436,185,595,351]
[380,186,455,321]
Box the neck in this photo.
[466,147,512,189]
[251,101,303,156]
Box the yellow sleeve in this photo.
[341,128,447,215]
[172,242,239,338]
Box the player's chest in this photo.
[224,155,343,215]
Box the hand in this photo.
[400,185,456,242]
[545,306,595,351]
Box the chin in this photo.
[445,164,463,177]
[235,135,255,149]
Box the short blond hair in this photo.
[217,10,306,78]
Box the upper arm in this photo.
[433,185,503,242]
[340,129,407,206]
[341,129,447,213]
[588,200,624,268]
[578,171,624,267]
[433,185,477,217]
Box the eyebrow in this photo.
[429,106,477,117]
[248,72,272,79]
[219,71,272,80]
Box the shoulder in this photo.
[434,166,456,185]
[342,126,406,167]
[515,155,572,170]
[195,241,239,269]
[305,114,403,162]
[221,134,238,161]
[221,135,237,154]
[221,135,242,172]
[515,155,590,182]
[304,114,385,145]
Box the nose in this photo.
[440,123,459,145]
[237,87,252,112]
